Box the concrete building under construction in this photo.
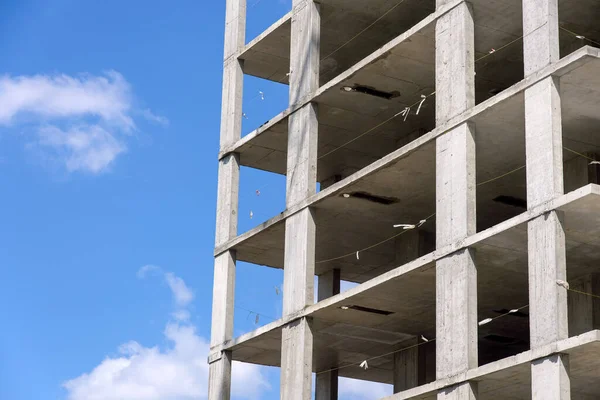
[209,0,600,398]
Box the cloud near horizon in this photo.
[62,267,271,400]
[63,267,392,400]
[0,71,166,174]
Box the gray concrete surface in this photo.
[210,0,600,398]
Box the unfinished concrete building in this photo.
[209,0,600,398]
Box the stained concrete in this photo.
[210,187,600,389]
[215,48,600,285]
[211,0,600,398]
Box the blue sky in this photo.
[0,1,390,399]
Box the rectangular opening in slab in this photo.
[471,0,525,105]
[558,0,600,60]
[241,76,289,138]
[233,261,283,336]
[238,167,286,235]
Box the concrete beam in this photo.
[280,1,320,399]
[213,185,600,357]
[385,330,600,400]
[434,3,477,398]
[209,1,245,399]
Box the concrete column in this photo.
[523,0,559,76]
[316,269,340,400]
[318,269,340,302]
[434,2,478,398]
[568,274,600,336]
[208,2,245,400]
[522,1,570,398]
[392,231,434,393]
[394,340,419,392]
[564,152,600,193]
[280,1,320,399]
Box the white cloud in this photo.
[137,266,194,308]
[0,71,134,129]
[339,377,393,399]
[64,268,271,400]
[141,108,169,126]
[0,71,165,173]
[164,272,194,307]
[36,124,125,173]
[63,322,270,400]
[137,265,161,279]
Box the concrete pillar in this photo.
[318,269,340,302]
[568,274,600,336]
[316,269,340,400]
[208,2,246,400]
[522,1,570,398]
[564,152,600,193]
[394,340,419,392]
[280,1,320,399]
[434,1,478,398]
[392,231,434,393]
[523,0,560,76]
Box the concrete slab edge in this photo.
[209,185,599,353]
[214,48,598,257]
[383,330,600,399]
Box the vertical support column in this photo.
[316,269,340,400]
[523,1,570,399]
[568,274,600,336]
[435,1,478,399]
[281,1,320,400]
[393,231,434,393]
[209,1,246,400]
[564,152,600,193]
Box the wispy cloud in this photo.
[36,124,126,173]
[164,272,194,307]
[0,71,165,174]
[63,268,271,400]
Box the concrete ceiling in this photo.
[222,188,600,395]
[240,0,600,88]
[396,331,600,399]
[235,0,600,186]
[218,50,600,284]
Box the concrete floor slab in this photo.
[213,186,600,391]
[387,330,600,399]
[217,49,600,284]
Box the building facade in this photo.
[210,0,600,399]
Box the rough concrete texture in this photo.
[209,0,245,398]
[211,0,600,398]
